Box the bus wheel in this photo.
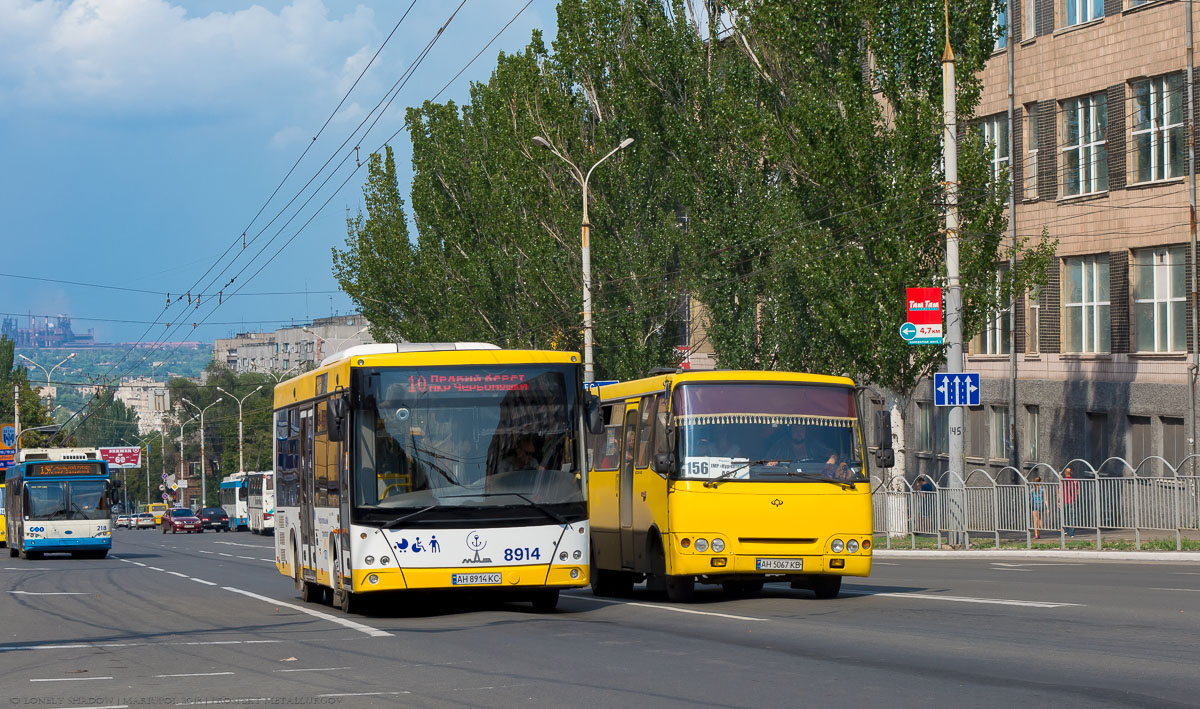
[590,556,633,597]
[8,543,17,558]
[665,574,695,603]
[807,576,842,599]
[531,589,560,612]
[648,538,694,602]
[722,580,764,597]
[335,588,359,614]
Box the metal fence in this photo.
[871,456,1200,550]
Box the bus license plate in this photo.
[756,558,803,571]
[451,573,502,586]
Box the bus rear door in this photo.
[299,406,316,582]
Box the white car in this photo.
[115,514,132,528]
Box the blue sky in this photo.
[0,0,558,353]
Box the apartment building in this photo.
[212,314,374,376]
[113,377,171,435]
[904,0,1197,479]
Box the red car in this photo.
[162,508,203,534]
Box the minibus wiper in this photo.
[703,459,791,488]
[765,470,856,490]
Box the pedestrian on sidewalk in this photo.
[1061,467,1080,537]
[1030,475,1046,540]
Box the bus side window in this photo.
[594,405,622,471]
[650,394,670,471]
[634,395,656,469]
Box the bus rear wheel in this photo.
[8,544,17,558]
[590,555,634,598]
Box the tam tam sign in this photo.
[900,287,943,345]
[99,446,142,469]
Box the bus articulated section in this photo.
[589,371,890,602]
[5,447,117,560]
[273,343,595,614]
[220,472,249,530]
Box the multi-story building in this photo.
[113,377,171,435]
[903,0,1197,479]
[213,314,374,375]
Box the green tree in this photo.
[0,336,55,448]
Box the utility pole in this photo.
[1188,0,1198,476]
[943,0,966,545]
[13,383,19,455]
[218,385,263,473]
[1007,0,1019,475]
[181,398,221,506]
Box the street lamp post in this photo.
[325,325,370,360]
[175,416,197,506]
[300,327,324,368]
[18,352,75,406]
[217,385,263,473]
[181,397,222,505]
[531,135,634,382]
[249,361,301,383]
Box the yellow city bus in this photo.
[274,343,597,613]
[140,502,168,525]
[0,483,6,547]
[588,370,888,601]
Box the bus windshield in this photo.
[24,479,111,520]
[674,383,866,483]
[351,364,584,524]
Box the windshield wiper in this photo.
[438,492,570,525]
[761,470,857,489]
[382,505,439,529]
[703,459,792,488]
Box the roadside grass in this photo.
[873,534,1200,551]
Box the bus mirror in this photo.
[876,448,896,469]
[329,396,349,442]
[875,411,893,451]
[585,393,603,436]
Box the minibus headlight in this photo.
[831,539,844,554]
[711,538,725,553]
[695,538,709,552]
[847,540,860,553]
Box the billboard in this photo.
[1,423,14,472]
[901,287,944,345]
[99,446,142,469]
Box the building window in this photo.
[1024,0,1036,39]
[1063,255,1111,353]
[1162,417,1186,469]
[1061,93,1108,197]
[1024,405,1040,462]
[917,402,934,451]
[1026,286,1040,355]
[968,407,987,459]
[973,269,1012,355]
[1129,416,1152,471]
[981,115,1010,184]
[1132,246,1186,353]
[995,1,1008,50]
[1063,0,1103,27]
[1132,74,1184,184]
[1025,107,1038,199]
[990,406,1010,460]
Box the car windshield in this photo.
[674,383,866,483]
[25,480,111,520]
[346,364,585,526]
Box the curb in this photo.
[874,549,1200,562]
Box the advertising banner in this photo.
[99,446,142,469]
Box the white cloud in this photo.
[0,0,381,117]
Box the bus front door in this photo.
[619,407,637,568]
[299,407,317,582]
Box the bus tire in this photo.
[809,576,842,599]
[8,545,17,558]
[590,555,633,597]
[336,588,360,614]
[665,574,695,603]
[531,589,560,612]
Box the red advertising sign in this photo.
[99,446,142,469]
[906,287,943,325]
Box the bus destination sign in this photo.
[26,462,106,477]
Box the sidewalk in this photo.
[875,549,1200,562]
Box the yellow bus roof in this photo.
[274,346,581,408]
[595,370,856,400]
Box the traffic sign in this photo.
[583,380,619,390]
[934,373,980,407]
[162,473,168,480]
[900,322,943,345]
[161,493,170,501]
[158,484,165,491]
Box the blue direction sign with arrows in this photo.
[934,373,980,407]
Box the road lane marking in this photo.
[237,556,257,560]
[276,667,349,672]
[198,550,214,554]
[316,692,411,698]
[1150,587,1200,593]
[842,590,1083,608]
[0,639,282,652]
[156,672,235,678]
[30,676,114,682]
[221,586,393,638]
[192,578,217,586]
[260,559,275,563]
[215,541,273,549]
[4,567,53,570]
[218,553,234,557]
[132,562,146,567]
[565,594,767,621]
[148,566,164,571]
[991,563,1085,567]
[874,562,900,566]
[10,591,91,595]
[167,571,189,578]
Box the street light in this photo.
[217,385,263,473]
[531,135,634,382]
[324,325,370,360]
[180,398,222,506]
[18,352,75,406]
[174,416,197,507]
[300,327,324,367]
[249,361,301,383]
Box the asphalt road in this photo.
[0,529,1197,708]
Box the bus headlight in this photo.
[364,555,375,565]
[695,538,709,552]
[570,568,580,579]
[380,556,391,565]
[847,540,860,553]
[831,539,845,554]
[573,550,582,560]
[368,574,379,585]
[711,538,725,553]
[559,551,568,561]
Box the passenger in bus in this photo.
[499,436,543,473]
